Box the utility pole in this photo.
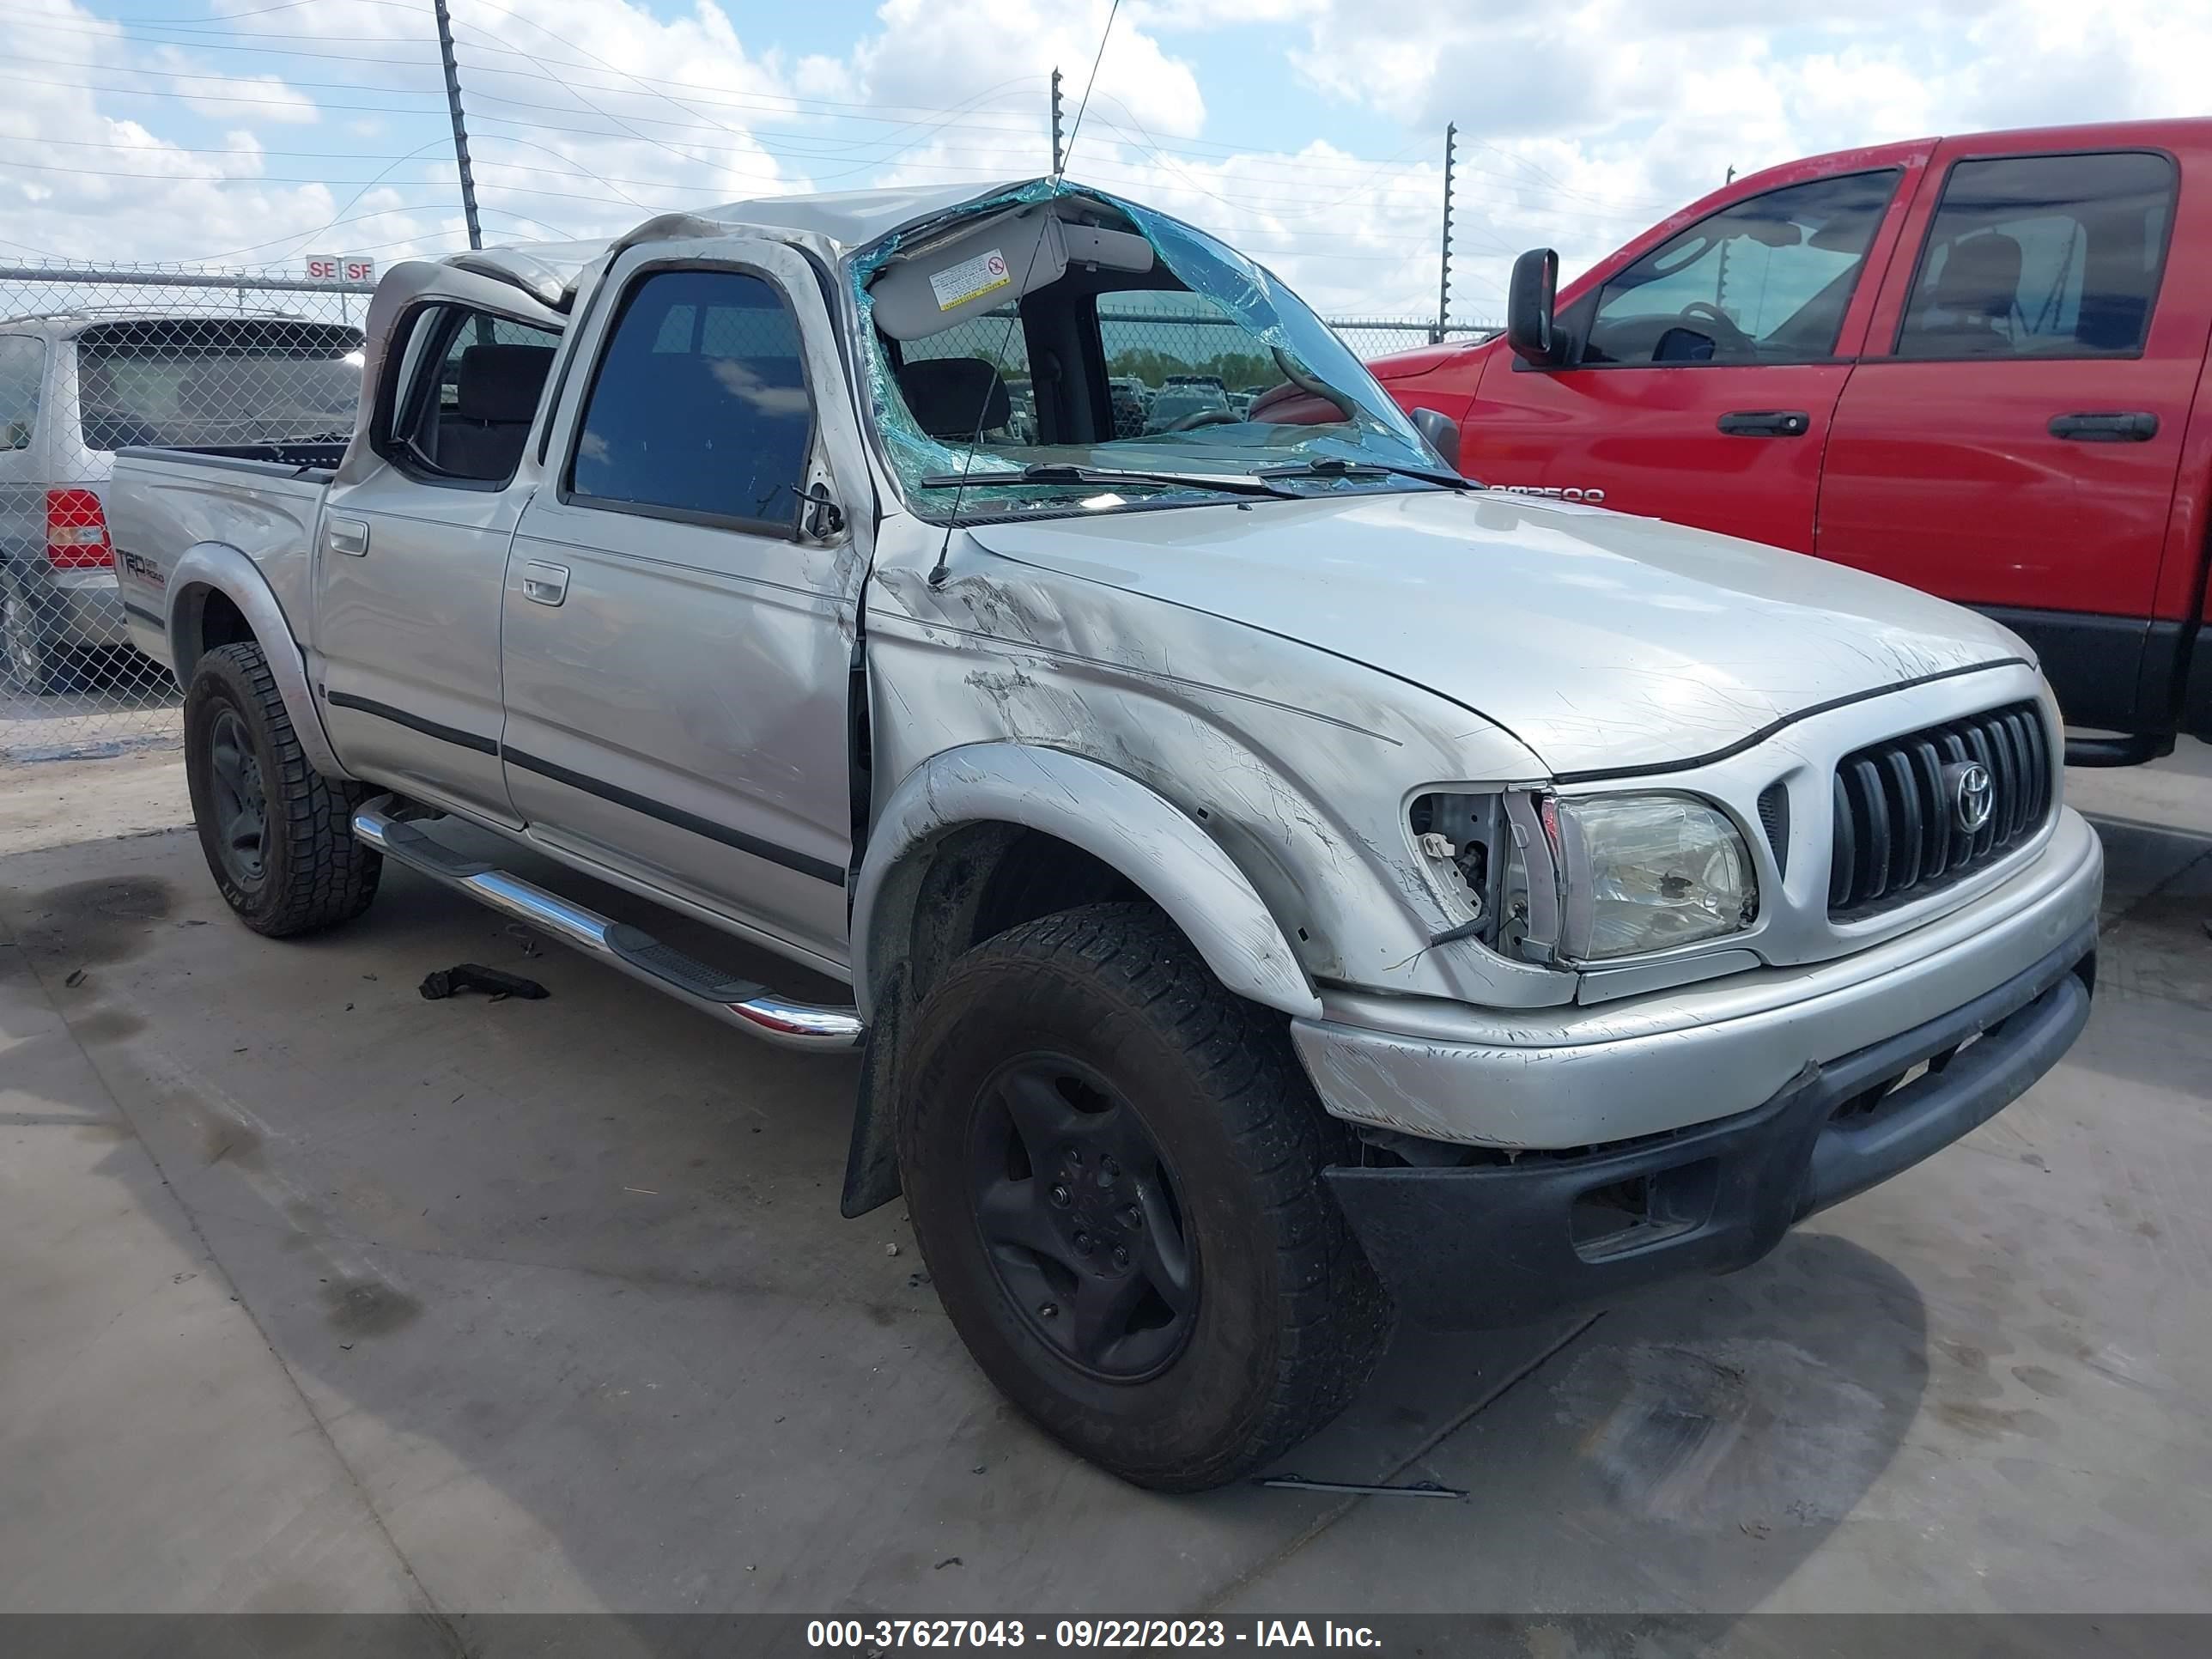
[1434,123,1456,343]
[1050,68,1066,175]
[431,0,483,250]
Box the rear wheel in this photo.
[1,574,75,695]
[899,902,1391,1491]
[183,640,381,936]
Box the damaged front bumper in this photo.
[1292,805,2102,1150]
[1319,921,2093,1329]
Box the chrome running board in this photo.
[350,797,861,1052]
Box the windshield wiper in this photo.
[1251,456,1473,491]
[918,463,1300,500]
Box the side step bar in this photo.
[350,799,862,1052]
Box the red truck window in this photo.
[1894,151,2179,361]
[1577,170,1899,367]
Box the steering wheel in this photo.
[1166,407,1243,433]
[1678,302,1755,351]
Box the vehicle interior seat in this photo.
[1920,232,2025,354]
[442,343,555,478]
[896,357,1010,441]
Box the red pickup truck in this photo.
[1370,118,2212,765]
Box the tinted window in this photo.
[1896,151,2177,360]
[76,319,362,452]
[1581,171,1899,366]
[388,306,559,484]
[0,335,43,447]
[571,270,813,529]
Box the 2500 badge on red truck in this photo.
[1372,118,2212,767]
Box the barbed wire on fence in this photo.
[2,261,1492,764]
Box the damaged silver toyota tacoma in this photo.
[107,179,2102,1491]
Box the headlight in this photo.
[1548,793,1758,960]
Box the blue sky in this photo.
[5,1,2203,319]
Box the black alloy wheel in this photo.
[969,1052,1198,1381]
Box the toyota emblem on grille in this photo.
[1946,762,1995,833]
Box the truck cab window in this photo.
[568,269,815,532]
[388,307,558,484]
[1578,170,1899,366]
[1895,151,2178,360]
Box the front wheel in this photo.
[898,902,1391,1491]
[183,640,381,936]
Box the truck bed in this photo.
[107,447,335,671]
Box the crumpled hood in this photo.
[966,489,2029,776]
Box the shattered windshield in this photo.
[850,182,1455,519]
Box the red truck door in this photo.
[1817,137,2208,733]
[1466,165,1912,553]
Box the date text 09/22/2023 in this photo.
[805,1618,1383,1649]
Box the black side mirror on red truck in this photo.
[1505,247,1562,367]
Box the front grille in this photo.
[1829,701,2052,918]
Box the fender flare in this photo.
[166,543,354,781]
[851,742,1321,1021]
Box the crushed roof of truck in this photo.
[445,179,1034,311]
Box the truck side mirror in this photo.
[1505,248,1562,367]
[1411,406,1461,467]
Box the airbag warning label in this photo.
[931,248,1011,312]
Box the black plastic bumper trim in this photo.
[1326,920,2096,1331]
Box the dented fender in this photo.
[852,742,1321,1021]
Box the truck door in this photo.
[1817,141,2205,734]
[500,240,869,969]
[315,292,562,823]
[1472,167,1908,553]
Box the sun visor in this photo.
[870,209,1153,341]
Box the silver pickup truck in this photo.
[110,179,2102,1492]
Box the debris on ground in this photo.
[418,963,550,1003]
[934,1557,963,1571]
[1255,1473,1467,1499]
[885,1243,901,1256]
[63,967,87,988]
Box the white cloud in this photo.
[2,0,2203,334]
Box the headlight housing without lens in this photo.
[1547,793,1759,961]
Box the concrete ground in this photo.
[3,744,2208,1626]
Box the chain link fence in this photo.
[1,263,374,763]
[2,259,1493,767]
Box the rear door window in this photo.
[385,306,561,484]
[75,318,363,452]
[1894,150,2178,360]
[568,269,816,532]
[1578,170,1900,366]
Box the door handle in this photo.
[520,561,569,606]
[324,516,369,556]
[2049,410,2158,442]
[1717,410,1811,437]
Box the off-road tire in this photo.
[899,902,1392,1491]
[184,641,381,936]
